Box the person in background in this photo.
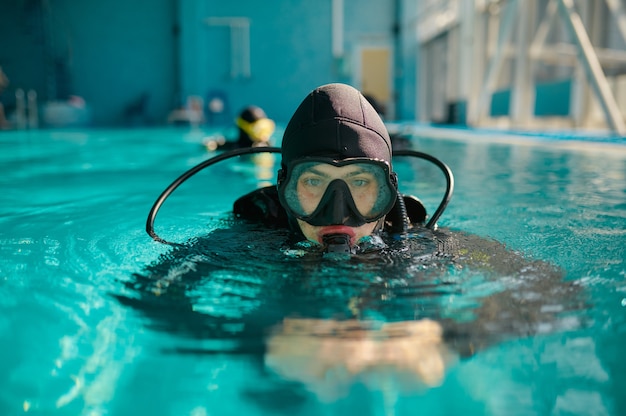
[203,105,275,151]
[0,66,10,129]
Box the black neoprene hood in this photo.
[281,83,393,168]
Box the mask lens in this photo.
[282,160,395,221]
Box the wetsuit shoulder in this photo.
[233,185,289,228]
[403,195,427,225]
[384,194,428,232]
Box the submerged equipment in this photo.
[322,233,353,254]
[145,146,454,247]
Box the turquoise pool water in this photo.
[1,126,625,415]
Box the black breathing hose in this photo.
[146,146,282,246]
[146,147,454,245]
[386,190,410,234]
[392,150,455,229]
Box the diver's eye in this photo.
[350,178,370,187]
[301,176,323,187]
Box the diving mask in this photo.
[236,117,276,143]
[278,158,397,227]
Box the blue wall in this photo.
[0,2,49,108]
[179,0,337,124]
[489,79,573,118]
[0,0,177,126]
[534,79,572,117]
[1,0,414,127]
[396,0,418,120]
[62,0,178,126]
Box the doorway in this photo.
[359,47,392,118]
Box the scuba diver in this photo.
[149,83,449,254]
[203,105,276,151]
[233,83,429,253]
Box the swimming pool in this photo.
[1,126,625,415]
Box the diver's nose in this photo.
[322,185,353,224]
[328,185,367,226]
[313,185,350,225]
[310,179,366,227]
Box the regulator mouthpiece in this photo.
[322,233,353,254]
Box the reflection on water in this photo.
[226,152,277,187]
[115,220,586,405]
[266,318,455,402]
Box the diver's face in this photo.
[295,163,382,245]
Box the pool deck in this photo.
[390,122,626,153]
